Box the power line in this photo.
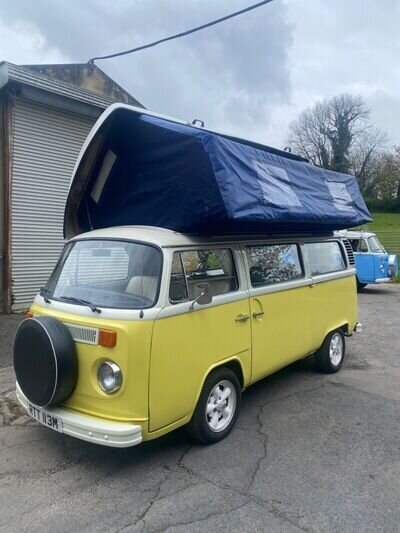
[88,0,274,63]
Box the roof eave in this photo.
[0,61,144,110]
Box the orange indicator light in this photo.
[99,329,117,348]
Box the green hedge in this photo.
[364,198,400,213]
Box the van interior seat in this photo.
[126,276,158,301]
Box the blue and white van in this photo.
[339,230,398,290]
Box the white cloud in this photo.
[0,0,399,150]
[0,16,66,64]
[277,0,400,146]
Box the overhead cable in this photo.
[88,0,274,63]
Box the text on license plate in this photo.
[28,403,63,433]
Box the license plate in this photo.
[27,403,63,433]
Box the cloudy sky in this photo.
[1,0,399,149]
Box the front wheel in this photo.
[357,278,368,291]
[314,329,345,374]
[188,367,241,444]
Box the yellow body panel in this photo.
[307,275,357,347]
[30,304,153,425]
[249,276,357,383]
[249,285,312,383]
[149,299,251,432]
[29,272,357,442]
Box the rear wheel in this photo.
[315,329,345,374]
[188,367,241,444]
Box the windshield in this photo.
[368,236,385,253]
[45,240,162,309]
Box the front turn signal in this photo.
[99,329,117,348]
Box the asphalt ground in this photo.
[0,313,24,368]
[0,284,399,532]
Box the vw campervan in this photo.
[340,230,398,289]
[14,227,359,446]
[13,104,369,447]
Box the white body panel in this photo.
[16,383,142,448]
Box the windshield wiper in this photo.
[59,296,101,313]
[39,287,52,304]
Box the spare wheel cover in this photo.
[13,316,77,407]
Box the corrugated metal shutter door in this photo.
[11,98,96,311]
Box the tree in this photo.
[349,128,388,195]
[370,148,400,201]
[287,94,387,192]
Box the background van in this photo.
[339,230,398,290]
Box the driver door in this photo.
[149,246,251,432]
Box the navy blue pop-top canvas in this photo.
[64,106,372,238]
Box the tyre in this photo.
[315,329,345,374]
[188,367,241,444]
[356,278,368,291]
[14,316,77,407]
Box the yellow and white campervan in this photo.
[13,104,368,448]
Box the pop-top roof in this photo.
[64,103,372,239]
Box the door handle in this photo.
[235,314,250,323]
[252,311,264,319]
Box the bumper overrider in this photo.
[16,382,142,448]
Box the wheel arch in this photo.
[189,357,245,420]
[339,323,351,336]
[329,322,350,338]
[317,322,350,349]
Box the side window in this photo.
[349,239,359,252]
[246,244,303,287]
[359,239,368,253]
[169,253,189,303]
[169,249,238,303]
[304,242,346,276]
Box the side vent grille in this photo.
[65,323,99,345]
[342,239,355,266]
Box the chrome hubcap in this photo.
[329,333,343,366]
[206,380,236,432]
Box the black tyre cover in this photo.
[13,316,77,407]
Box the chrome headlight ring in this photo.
[97,361,122,394]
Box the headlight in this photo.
[388,255,398,278]
[97,361,122,393]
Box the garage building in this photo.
[0,62,143,313]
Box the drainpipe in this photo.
[0,88,15,313]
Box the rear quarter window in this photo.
[304,241,346,276]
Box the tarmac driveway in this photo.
[0,285,399,532]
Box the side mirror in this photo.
[189,282,212,310]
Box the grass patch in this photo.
[364,212,400,231]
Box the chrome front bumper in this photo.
[16,382,143,448]
[374,277,391,284]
